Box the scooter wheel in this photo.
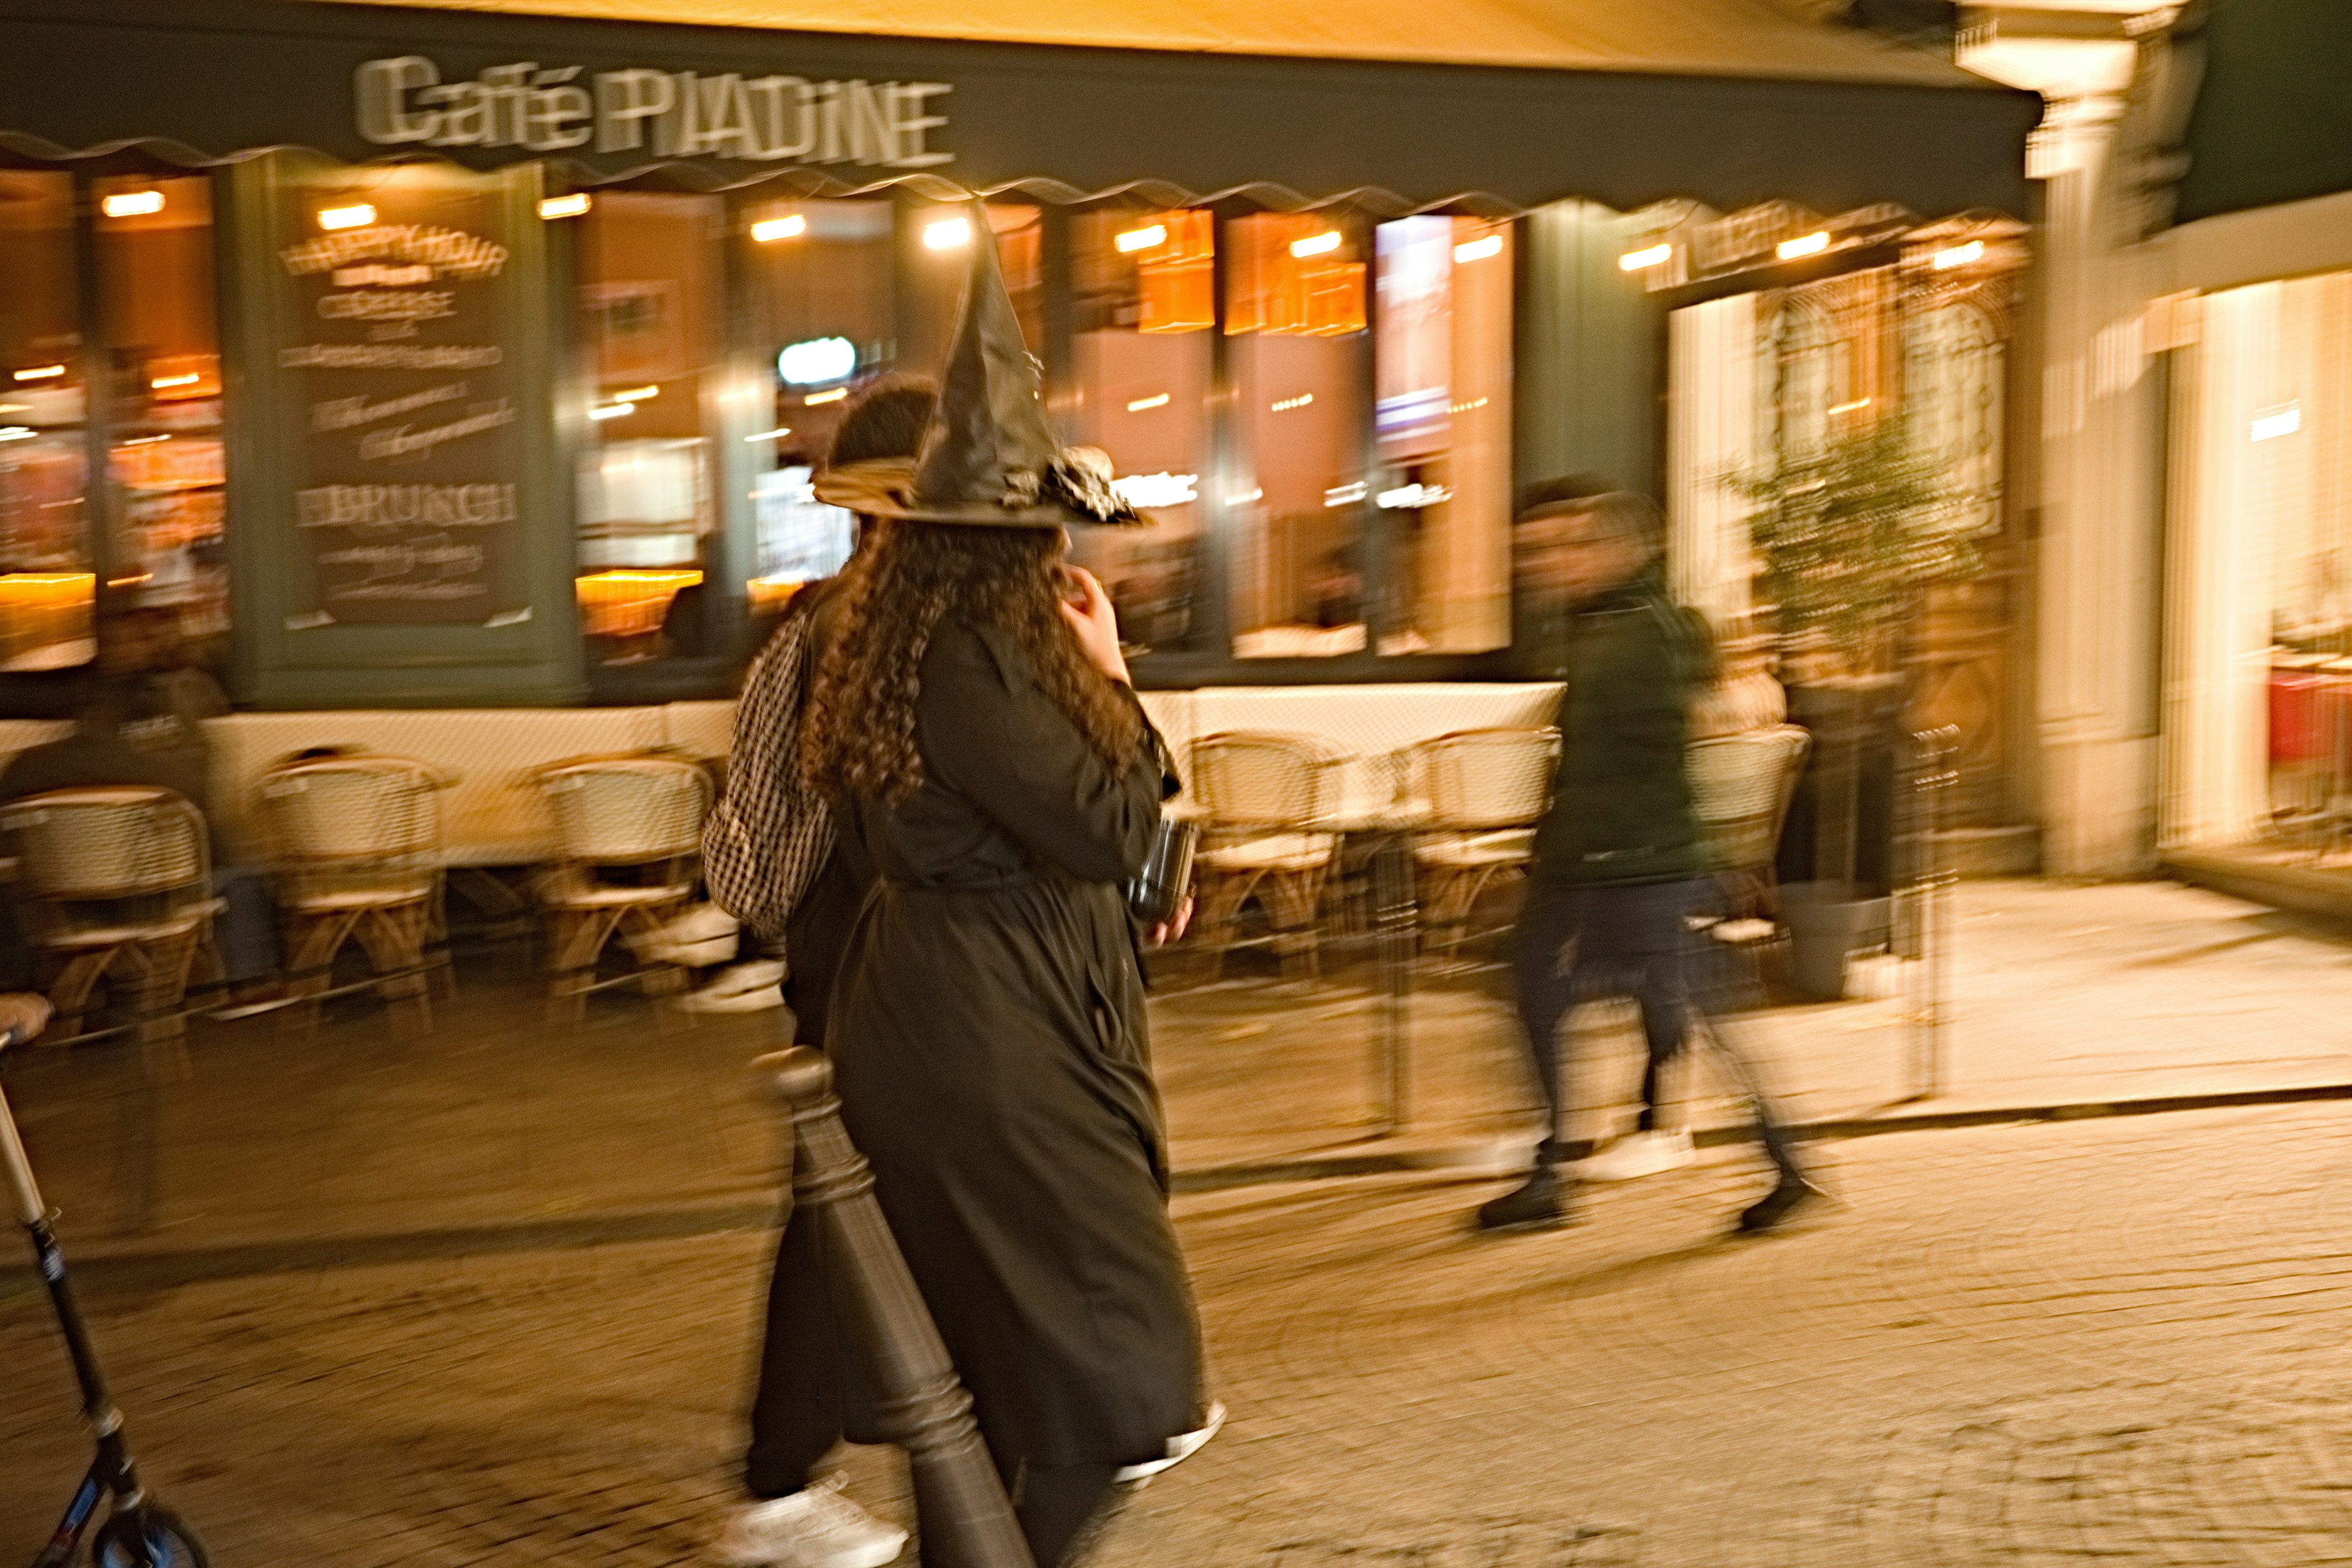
[91,1506,209,1568]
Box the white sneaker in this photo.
[1579,1128,1695,1183]
[715,1476,908,1567]
[678,983,786,1014]
[1115,1400,1226,1486]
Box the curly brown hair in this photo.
[802,521,1144,805]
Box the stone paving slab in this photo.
[7,1104,2352,1564]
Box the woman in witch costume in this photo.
[724,211,1215,1568]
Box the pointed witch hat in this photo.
[813,199,1143,528]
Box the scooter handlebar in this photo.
[0,993,51,1051]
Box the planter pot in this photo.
[1779,880,1893,1000]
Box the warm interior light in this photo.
[1289,230,1343,259]
[149,372,202,390]
[12,365,66,383]
[1126,393,1170,412]
[804,387,848,405]
[924,217,971,250]
[1271,393,1314,412]
[0,427,36,443]
[1453,234,1504,263]
[318,203,377,232]
[744,427,792,443]
[609,385,660,403]
[752,214,807,243]
[1931,239,1985,271]
[588,402,636,420]
[1619,243,1673,272]
[2252,405,2302,442]
[1828,398,1871,415]
[538,194,592,220]
[1776,231,1831,261]
[101,190,165,218]
[778,337,858,386]
[1114,224,1167,254]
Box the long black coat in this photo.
[780,614,1200,1472]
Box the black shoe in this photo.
[1736,1172,1823,1235]
[1475,1167,1570,1234]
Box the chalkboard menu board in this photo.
[270,168,531,627]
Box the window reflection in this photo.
[575,191,721,665]
[1373,215,1512,654]
[1068,209,1211,654]
[97,175,228,671]
[0,172,91,673]
[745,198,894,619]
[1227,213,1369,659]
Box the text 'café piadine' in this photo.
[0,0,2037,709]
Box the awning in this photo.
[305,0,1992,86]
[2173,0,2352,226]
[0,0,2042,217]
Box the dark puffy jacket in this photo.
[1531,565,1714,886]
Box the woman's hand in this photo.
[1057,567,1131,686]
[1146,894,1194,949]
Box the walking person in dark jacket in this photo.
[1474,484,1815,1237]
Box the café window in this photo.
[574,191,723,669]
[98,175,228,668]
[1371,216,1513,655]
[744,198,895,618]
[1068,208,1212,655]
[1226,212,1371,659]
[0,172,92,673]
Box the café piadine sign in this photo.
[355,56,953,167]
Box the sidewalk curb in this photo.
[10,1081,2351,1295]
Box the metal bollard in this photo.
[756,1048,1038,1568]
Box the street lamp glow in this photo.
[1289,230,1343,259]
[1776,231,1830,261]
[1618,243,1672,272]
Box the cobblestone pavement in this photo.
[9,1104,2352,1565]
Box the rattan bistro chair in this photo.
[261,754,453,1035]
[532,754,712,1017]
[1687,723,1813,919]
[0,787,220,1042]
[1409,727,1560,958]
[1188,731,1342,979]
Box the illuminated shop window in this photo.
[1371,215,1512,655]
[574,191,722,664]
[0,172,92,673]
[96,174,228,669]
[744,198,894,617]
[1226,213,1371,659]
[1068,209,1213,655]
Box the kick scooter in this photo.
[0,993,208,1567]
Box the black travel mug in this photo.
[1126,816,1199,925]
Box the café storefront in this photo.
[0,0,2039,711]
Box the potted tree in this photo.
[1726,418,1979,998]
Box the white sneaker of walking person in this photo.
[650,903,742,968]
[678,959,787,1014]
[715,1474,908,1567]
[1579,1128,1695,1183]
[1115,1400,1227,1487]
